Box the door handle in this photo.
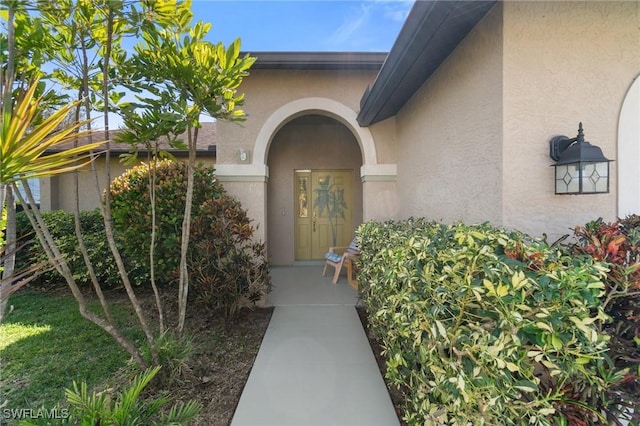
[313,212,316,232]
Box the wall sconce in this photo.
[549,122,612,194]
[238,149,250,163]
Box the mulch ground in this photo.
[131,288,273,426]
[356,306,408,426]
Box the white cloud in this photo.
[329,3,374,46]
[381,0,413,22]
[324,0,414,51]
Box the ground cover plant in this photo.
[58,366,201,425]
[357,218,639,425]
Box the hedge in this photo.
[357,219,636,425]
[15,209,145,288]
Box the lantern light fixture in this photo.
[549,123,612,194]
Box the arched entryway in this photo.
[267,114,363,265]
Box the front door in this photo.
[295,170,353,260]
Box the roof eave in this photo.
[45,147,217,158]
[357,0,497,127]
[247,51,388,70]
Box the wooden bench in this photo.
[322,237,359,285]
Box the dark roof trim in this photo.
[46,146,217,158]
[357,0,497,126]
[248,51,387,70]
[107,147,217,158]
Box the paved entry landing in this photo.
[266,265,361,306]
[231,266,400,426]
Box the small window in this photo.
[16,178,40,207]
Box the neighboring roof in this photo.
[248,52,387,70]
[357,0,497,126]
[46,121,217,157]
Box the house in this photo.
[215,0,639,265]
[39,122,217,211]
[42,1,639,267]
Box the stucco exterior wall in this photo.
[222,181,267,244]
[393,4,504,225]
[40,159,129,212]
[502,1,640,240]
[267,116,363,265]
[40,157,215,212]
[618,76,640,217]
[366,116,397,165]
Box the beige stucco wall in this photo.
[40,158,129,212]
[366,116,397,165]
[267,116,363,265]
[393,4,504,225]
[40,157,215,212]
[387,1,638,241]
[618,76,640,217]
[221,180,267,243]
[502,1,640,240]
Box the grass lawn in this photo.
[0,287,273,425]
[0,291,145,413]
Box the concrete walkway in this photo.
[231,265,400,426]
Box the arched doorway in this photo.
[618,76,640,217]
[267,114,363,265]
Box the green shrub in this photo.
[110,160,270,315]
[142,331,194,386]
[357,219,629,425]
[61,366,200,425]
[570,215,640,420]
[109,160,221,284]
[188,195,271,318]
[14,209,139,288]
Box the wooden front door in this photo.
[294,170,353,260]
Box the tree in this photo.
[4,0,255,362]
[0,1,102,323]
[120,10,255,336]
[0,78,105,321]
[34,0,213,365]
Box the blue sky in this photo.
[65,1,414,130]
[190,1,414,52]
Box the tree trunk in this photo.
[0,186,16,323]
[96,7,159,365]
[71,96,115,326]
[148,150,164,333]
[177,125,198,336]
